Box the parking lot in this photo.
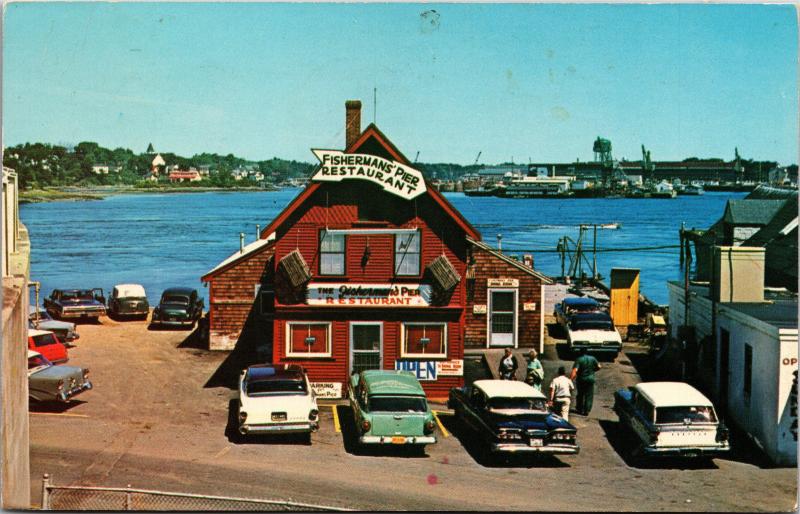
[28,316,797,511]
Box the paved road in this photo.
[28,317,797,511]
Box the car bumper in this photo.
[59,311,105,319]
[359,435,437,445]
[58,380,92,402]
[152,318,193,326]
[570,343,621,353]
[118,309,149,316]
[239,422,318,434]
[491,442,580,454]
[643,445,730,458]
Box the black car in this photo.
[448,379,580,456]
[151,287,204,328]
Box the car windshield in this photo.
[571,320,614,331]
[162,295,189,305]
[369,396,427,413]
[489,397,548,411]
[246,379,307,396]
[29,310,52,321]
[656,406,717,424]
[32,333,58,347]
[28,354,52,369]
[62,290,93,301]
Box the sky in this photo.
[3,3,798,165]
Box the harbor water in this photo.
[20,189,745,306]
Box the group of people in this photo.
[498,347,602,422]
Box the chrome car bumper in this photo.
[359,435,437,445]
[643,445,729,457]
[60,311,105,319]
[570,344,621,353]
[491,442,580,454]
[152,319,194,326]
[239,422,318,435]
[59,380,92,402]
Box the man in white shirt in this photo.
[548,366,575,421]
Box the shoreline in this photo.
[19,185,280,204]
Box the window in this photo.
[634,395,654,424]
[320,231,345,275]
[394,231,420,276]
[286,322,332,357]
[369,396,428,413]
[744,344,752,396]
[656,406,717,424]
[402,323,447,358]
[259,286,275,316]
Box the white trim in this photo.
[324,228,418,236]
[400,322,448,359]
[349,322,384,373]
[487,288,518,348]
[285,322,332,358]
[539,283,545,354]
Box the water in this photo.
[20,189,744,306]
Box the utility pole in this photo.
[592,224,598,280]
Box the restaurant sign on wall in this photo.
[307,283,433,307]
[310,149,427,200]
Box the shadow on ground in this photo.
[29,399,87,413]
[438,414,570,468]
[224,399,312,445]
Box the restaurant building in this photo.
[202,101,548,398]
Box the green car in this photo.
[348,370,437,447]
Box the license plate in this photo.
[271,412,287,421]
[391,436,406,444]
[529,438,543,447]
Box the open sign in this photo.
[783,358,798,366]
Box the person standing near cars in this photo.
[498,348,518,380]
[548,366,575,421]
[570,348,602,416]
[525,350,544,392]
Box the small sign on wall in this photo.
[395,360,438,381]
[488,278,519,288]
[473,304,487,314]
[437,360,464,376]
[311,382,343,399]
[523,302,537,312]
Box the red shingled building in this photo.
[202,101,549,398]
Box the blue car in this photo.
[448,380,579,454]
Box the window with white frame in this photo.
[320,231,345,275]
[286,322,332,357]
[402,322,447,358]
[394,231,420,276]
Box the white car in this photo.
[566,311,622,358]
[237,364,319,440]
[614,382,730,459]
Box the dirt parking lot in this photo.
[27,315,798,511]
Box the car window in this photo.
[634,395,654,423]
[162,295,189,305]
[246,379,307,396]
[368,396,427,413]
[32,333,58,347]
[61,290,93,301]
[656,406,717,424]
[571,320,615,331]
[28,354,52,369]
[489,397,547,411]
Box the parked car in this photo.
[613,381,730,459]
[348,370,437,448]
[150,287,203,328]
[237,364,319,439]
[29,306,79,345]
[554,296,601,328]
[28,350,92,403]
[28,329,68,364]
[107,284,149,319]
[44,288,106,320]
[448,379,580,455]
[566,311,622,358]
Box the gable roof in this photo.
[722,199,785,226]
[467,238,553,284]
[202,238,274,281]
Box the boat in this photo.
[600,222,621,230]
[678,184,705,196]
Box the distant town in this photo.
[4,138,797,200]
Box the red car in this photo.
[28,329,68,364]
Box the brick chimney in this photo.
[345,100,362,149]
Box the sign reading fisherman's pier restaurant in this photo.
[307,283,433,307]
[311,149,427,200]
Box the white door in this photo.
[350,323,383,375]
[488,289,517,347]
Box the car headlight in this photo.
[309,409,319,421]
[239,411,248,423]
[498,430,522,440]
[424,420,436,435]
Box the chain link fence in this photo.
[42,475,351,511]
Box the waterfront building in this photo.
[201,101,549,398]
[168,170,202,183]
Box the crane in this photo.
[414,151,420,163]
[474,151,482,165]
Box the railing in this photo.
[41,474,351,511]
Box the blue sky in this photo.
[3,3,798,164]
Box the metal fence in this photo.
[41,474,351,511]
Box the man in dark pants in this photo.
[570,348,601,416]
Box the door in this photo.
[350,323,383,375]
[488,289,517,347]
